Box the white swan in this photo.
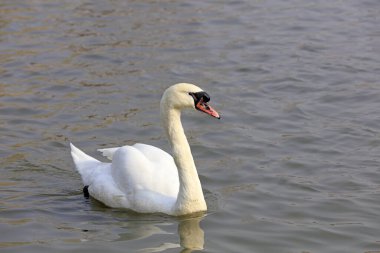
[70,83,220,216]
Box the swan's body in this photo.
[70,83,220,216]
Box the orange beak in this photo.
[195,97,220,119]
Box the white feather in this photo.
[70,83,216,215]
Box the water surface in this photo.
[1,0,380,252]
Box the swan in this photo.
[70,83,220,216]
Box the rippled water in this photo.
[1,0,380,252]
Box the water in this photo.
[1,0,379,252]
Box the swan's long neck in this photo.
[161,105,207,215]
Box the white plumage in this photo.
[70,83,220,215]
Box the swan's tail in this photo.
[70,143,101,186]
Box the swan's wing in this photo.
[97,143,178,196]
[132,143,179,195]
[88,169,130,208]
[112,144,178,194]
[97,143,172,162]
[132,143,173,163]
[110,144,179,213]
[98,147,120,160]
[71,143,177,212]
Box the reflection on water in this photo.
[178,216,204,252]
[80,208,206,253]
[137,215,205,253]
[0,180,206,252]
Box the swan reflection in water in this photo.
[178,215,204,252]
[137,214,205,253]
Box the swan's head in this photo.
[161,83,220,119]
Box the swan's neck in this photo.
[161,108,207,215]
